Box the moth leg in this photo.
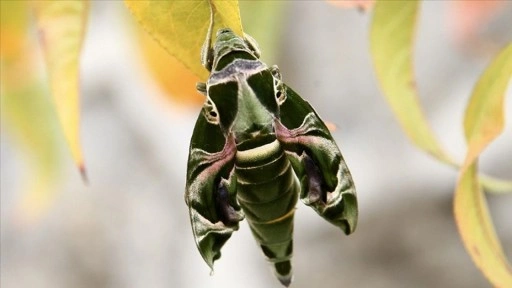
[302,154,325,204]
[287,149,356,235]
[215,178,244,226]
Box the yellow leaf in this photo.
[463,44,512,168]
[138,26,203,106]
[32,0,89,180]
[479,174,512,194]
[455,44,512,287]
[370,0,455,165]
[455,164,512,286]
[0,0,29,60]
[2,84,63,224]
[125,0,243,81]
[1,1,63,224]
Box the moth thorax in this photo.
[231,78,274,144]
[235,136,279,163]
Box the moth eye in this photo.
[203,97,220,125]
[269,65,286,105]
[270,65,281,79]
[275,86,286,106]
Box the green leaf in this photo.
[32,0,89,180]
[454,44,512,287]
[124,0,243,81]
[370,0,455,165]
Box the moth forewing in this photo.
[276,85,358,234]
[185,113,241,268]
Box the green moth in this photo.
[185,27,358,287]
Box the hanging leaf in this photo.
[370,0,455,165]
[2,83,63,224]
[0,0,28,60]
[479,174,512,194]
[125,0,243,81]
[454,44,512,287]
[138,25,203,106]
[462,45,511,166]
[32,0,89,180]
[1,1,63,224]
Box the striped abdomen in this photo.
[235,138,299,286]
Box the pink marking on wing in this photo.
[196,134,237,182]
[274,118,322,146]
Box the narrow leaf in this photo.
[2,83,63,224]
[125,0,243,80]
[480,174,512,194]
[370,0,455,165]
[462,44,512,167]
[32,0,89,180]
[455,44,512,287]
[455,164,511,285]
[1,1,63,223]
[0,0,28,59]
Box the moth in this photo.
[185,27,358,287]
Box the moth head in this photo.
[211,29,260,72]
[202,30,287,145]
[203,68,287,145]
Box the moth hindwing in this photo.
[185,28,358,287]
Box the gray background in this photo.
[2,1,511,288]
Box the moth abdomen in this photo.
[234,138,299,286]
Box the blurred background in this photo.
[1,1,511,287]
